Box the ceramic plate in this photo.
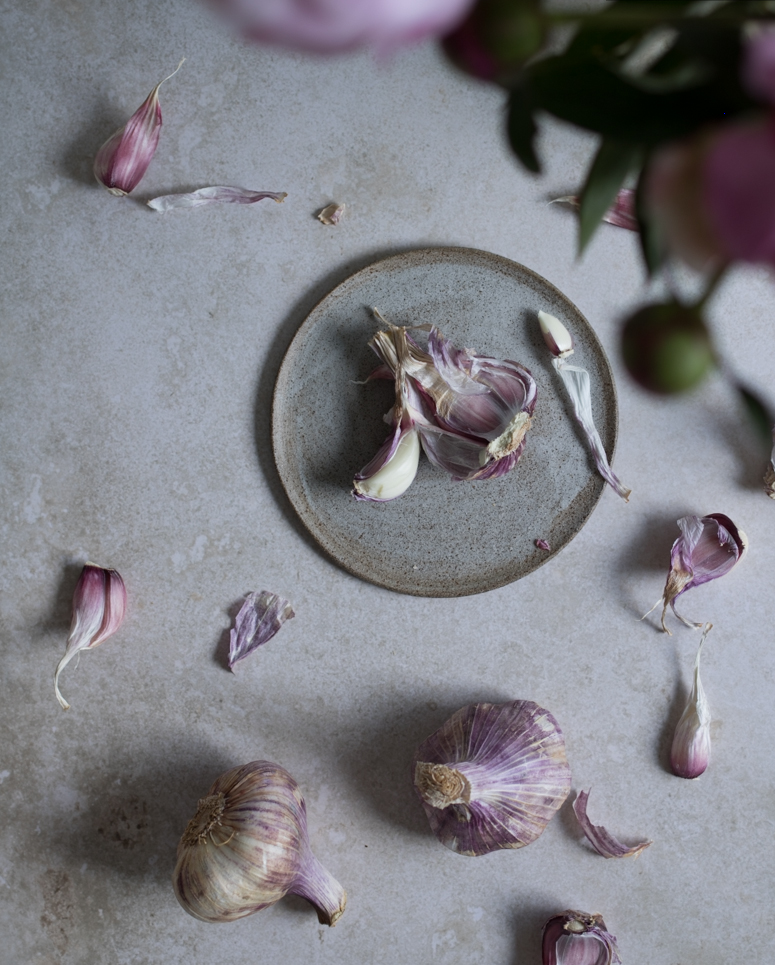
[272,247,618,597]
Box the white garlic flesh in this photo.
[173,761,346,925]
[412,700,571,856]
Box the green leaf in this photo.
[634,163,667,277]
[735,383,774,454]
[506,83,540,174]
[578,140,642,254]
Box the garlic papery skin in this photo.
[670,624,712,779]
[542,911,621,965]
[173,761,346,925]
[411,700,571,856]
[655,514,746,634]
[54,563,127,710]
[228,591,295,670]
[93,61,183,196]
[572,789,651,858]
[147,187,287,212]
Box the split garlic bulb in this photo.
[173,761,346,925]
[412,700,571,856]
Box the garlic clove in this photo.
[538,310,574,359]
[540,312,630,501]
[542,911,621,965]
[228,591,295,670]
[54,563,127,710]
[147,187,287,212]
[174,761,346,925]
[317,202,345,225]
[353,423,420,501]
[670,623,712,779]
[93,61,183,196]
[658,514,744,633]
[572,789,651,858]
[412,700,571,856]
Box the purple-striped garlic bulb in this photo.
[173,761,346,925]
[542,911,621,965]
[411,700,571,856]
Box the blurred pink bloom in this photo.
[743,29,775,103]
[215,0,475,53]
[704,114,775,266]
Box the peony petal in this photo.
[572,789,651,859]
[148,187,287,212]
[228,591,295,670]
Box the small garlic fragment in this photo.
[765,425,775,497]
[535,538,551,551]
[54,563,127,710]
[228,591,294,670]
[670,623,712,779]
[412,700,571,856]
[148,187,287,212]
[539,311,630,501]
[93,60,184,196]
[317,202,345,225]
[572,789,651,858]
[542,910,621,965]
[174,761,346,925]
[550,188,638,232]
[649,514,746,634]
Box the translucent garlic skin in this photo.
[542,911,621,965]
[412,700,571,856]
[173,761,346,925]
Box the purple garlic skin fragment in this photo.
[228,591,295,670]
[572,789,651,858]
[535,538,551,551]
[542,911,621,965]
[411,700,571,856]
[657,513,746,633]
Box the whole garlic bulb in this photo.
[412,700,571,856]
[173,761,346,925]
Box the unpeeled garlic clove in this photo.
[54,563,127,710]
[542,911,621,965]
[670,623,712,779]
[572,789,651,858]
[228,591,294,670]
[93,61,183,196]
[653,514,746,634]
[412,700,571,856]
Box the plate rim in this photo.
[271,245,619,597]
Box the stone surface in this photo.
[2,2,774,963]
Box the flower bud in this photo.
[93,61,183,196]
[55,563,127,710]
[542,910,621,965]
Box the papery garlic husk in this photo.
[654,514,746,634]
[369,314,537,481]
[411,700,571,856]
[538,311,630,501]
[147,187,287,212]
[765,425,775,497]
[93,61,183,196]
[173,761,346,925]
[542,911,621,965]
[550,188,638,232]
[54,563,127,710]
[317,202,345,225]
[228,591,294,670]
[572,789,651,858]
[670,623,712,779]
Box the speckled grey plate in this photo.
[272,247,618,597]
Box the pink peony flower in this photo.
[214,0,475,53]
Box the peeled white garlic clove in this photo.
[173,761,346,925]
[411,700,571,856]
[93,61,183,196]
[54,563,127,710]
[670,623,712,779]
[542,911,621,965]
[353,422,420,502]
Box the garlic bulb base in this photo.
[414,762,471,809]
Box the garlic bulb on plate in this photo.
[173,761,346,925]
[411,700,571,856]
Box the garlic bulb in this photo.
[173,761,346,925]
[542,910,621,965]
[411,700,571,856]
